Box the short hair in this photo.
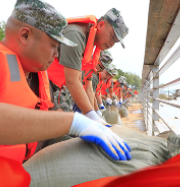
[97,17,111,27]
[6,17,43,41]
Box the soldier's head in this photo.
[2,0,76,73]
[100,64,117,81]
[96,50,113,73]
[94,8,128,51]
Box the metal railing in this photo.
[141,8,180,136]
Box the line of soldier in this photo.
[0,0,133,186]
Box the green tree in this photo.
[114,69,142,90]
[0,21,5,41]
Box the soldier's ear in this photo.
[18,27,32,46]
[97,20,105,30]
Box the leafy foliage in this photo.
[114,69,142,91]
[0,21,5,41]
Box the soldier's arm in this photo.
[0,102,73,145]
[94,96,99,111]
[85,79,95,108]
[101,94,107,100]
[95,90,103,105]
[64,66,93,114]
[109,87,113,98]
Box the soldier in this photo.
[89,64,116,117]
[73,50,113,115]
[82,51,113,115]
[47,8,129,125]
[98,67,118,109]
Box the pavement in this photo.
[121,103,147,133]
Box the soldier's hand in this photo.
[85,110,107,125]
[96,109,102,117]
[106,98,112,105]
[69,112,132,161]
[99,103,105,110]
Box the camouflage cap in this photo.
[118,78,126,85]
[111,68,118,75]
[103,8,128,48]
[100,50,113,68]
[101,62,110,69]
[11,0,77,47]
[120,76,127,80]
[105,65,118,76]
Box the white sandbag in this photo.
[117,115,123,125]
[104,105,122,125]
[118,105,128,118]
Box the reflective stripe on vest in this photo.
[0,43,54,163]
[6,54,21,82]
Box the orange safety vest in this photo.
[100,81,107,96]
[134,90,138,95]
[101,78,112,96]
[0,156,31,187]
[113,82,121,96]
[0,43,54,164]
[113,81,119,92]
[47,15,101,89]
[96,73,103,95]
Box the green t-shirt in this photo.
[82,71,99,92]
[105,79,114,93]
[92,73,99,93]
[60,23,90,71]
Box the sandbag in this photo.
[74,154,180,187]
[23,126,169,187]
[118,105,128,118]
[103,105,123,125]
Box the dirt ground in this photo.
[121,103,146,134]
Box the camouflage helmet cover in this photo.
[11,0,77,47]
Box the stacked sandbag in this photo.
[103,105,123,125]
[118,104,128,118]
[23,125,170,187]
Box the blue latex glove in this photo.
[69,112,132,161]
[117,101,122,108]
[124,99,127,103]
[99,103,105,110]
[105,124,112,128]
[96,109,102,117]
[106,98,112,106]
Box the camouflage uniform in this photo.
[55,86,74,112]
